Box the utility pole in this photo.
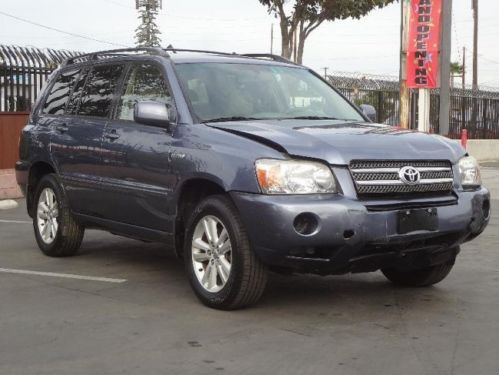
[439,0,453,136]
[270,24,274,55]
[472,0,478,90]
[135,0,162,47]
[399,0,411,129]
[462,46,466,89]
[471,0,478,135]
[323,67,328,80]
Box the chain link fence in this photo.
[329,71,499,139]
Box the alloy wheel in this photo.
[191,215,232,293]
[36,187,59,244]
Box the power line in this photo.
[0,10,129,48]
[100,0,269,22]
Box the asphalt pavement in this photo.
[1,169,498,375]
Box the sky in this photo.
[1,0,498,87]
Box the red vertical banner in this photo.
[406,0,442,88]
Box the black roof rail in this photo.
[62,47,169,66]
[164,48,295,64]
[241,53,298,65]
[164,47,237,56]
[60,47,298,67]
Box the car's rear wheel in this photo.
[184,195,268,310]
[382,256,456,287]
[33,174,84,257]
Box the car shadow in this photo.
[73,230,456,316]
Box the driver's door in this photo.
[99,61,176,232]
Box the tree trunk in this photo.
[296,23,306,64]
[280,18,292,59]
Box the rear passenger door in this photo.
[99,62,175,231]
[50,63,124,217]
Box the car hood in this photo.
[208,120,465,165]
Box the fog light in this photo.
[293,213,319,236]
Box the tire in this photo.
[33,174,84,257]
[382,258,455,287]
[184,195,268,310]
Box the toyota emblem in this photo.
[399,166,421,185]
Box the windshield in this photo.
[174,63,364,123]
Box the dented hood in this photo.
[208,120,465,165]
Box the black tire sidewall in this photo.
[33,174,69,255]
[184,196,246,308]
[382,259,455,287]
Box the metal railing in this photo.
[329,71,499,139]
[0,45,81,112]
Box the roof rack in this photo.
[62,47,169,66]
[164,47,236,56]
[241,53,297,65]
[61,47,299,67]
[164,48,298,65]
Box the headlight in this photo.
[255,159,337,194]
[458,156,482,188]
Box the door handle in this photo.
[104,130,120,140]
[55,124,68,133]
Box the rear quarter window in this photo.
[41,69,81,115]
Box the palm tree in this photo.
[450,62,464,88]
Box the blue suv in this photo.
[16,48,490,309]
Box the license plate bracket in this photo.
[397,208,438,234]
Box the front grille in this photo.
[350,160,454,197]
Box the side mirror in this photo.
[134,101,176,129]
[360,104,377,123]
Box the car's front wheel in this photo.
[184,195,268,310]
[382,255,456,287]
[33,174,84,257]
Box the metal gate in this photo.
[0,45,80,112]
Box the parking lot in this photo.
[0,168,497,375]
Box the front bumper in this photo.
[15,160,29,197]
[230,188,490,275]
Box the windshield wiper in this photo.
[203,116,260,123]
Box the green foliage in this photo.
[259,0,397,63]
[259,0,396,23]
[135,0,162,47]
[450,61,464,75]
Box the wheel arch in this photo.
[27,161,57,217]
[174,177,230,258]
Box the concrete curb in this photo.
[0,169,23,199]
[0,199,19,210]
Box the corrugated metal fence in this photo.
[0,112,29,169]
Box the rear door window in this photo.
[116,63,171,121]
[41,69,80,115]
[77,64,124,118]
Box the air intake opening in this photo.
[343,230,355,239]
